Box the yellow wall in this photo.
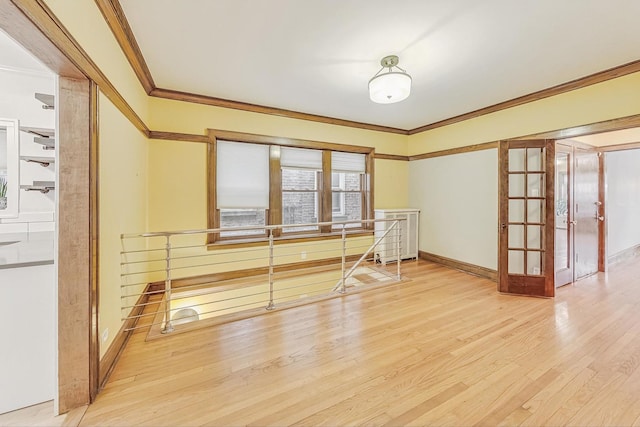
[408,71,640,155]
[375,159,409,209]
[148,97,408,156]
[98,92,148,358]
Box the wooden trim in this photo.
[320,151,332,233]
[88,0,640,138]
[418,251,497,282]
[522,113,640,141]
[608,243,640,267]
[599,141,640,152]
[10,0,149,137]
[0,0,83,78]
[148,130,209,143]
[207,129,374,154]
[409,141,498,161]
[57,77,91,413]
[206,139,217,244]
[93,0,154,93]
[152,87,409,135]
[269,146,282,237]
[374,153,410,161]
[365,152,375,229]
[98,285,149,388]
[89,81,100,402]
[498,141,508,291]
[598,152,607,272]
[408,59,640,134]
[544,140,556,296]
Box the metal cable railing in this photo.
[120,218,407,334]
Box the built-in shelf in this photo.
[35,93,54,110]
[20,156,55,167]
[33,137,55,150]
[20,126,54,138]
[20,181,55,194]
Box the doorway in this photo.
[554,141,600,287]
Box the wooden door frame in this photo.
[498,139,555,297]
[0,0,98,414]
[598,152,607,271]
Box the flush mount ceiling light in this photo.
[368,55,412,104]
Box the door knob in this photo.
[570,220,577,226]
[596,216,604,221]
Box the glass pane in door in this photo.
[527,148,544,171]
[509,200,524,222]
[527,199,544,223]
[555,152,570,270]
[509,175,525,197]
[527,174,545,197]
[527,251,542,275]
[509,149,526,171]
[508,250,524,274]
[509,225,524,248]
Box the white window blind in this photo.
[217,141,269,209]
[281,147,322,170]
[332,151,365,173]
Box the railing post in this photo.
[266,229,275,310]
[339,225,347,294]
[395,220,401,280]
[161,235,174,334]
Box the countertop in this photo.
[0,231,54,269]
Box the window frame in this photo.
[207,129,374,245]
[281,167,321,234]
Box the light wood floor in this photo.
[76,259,640,426]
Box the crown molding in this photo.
[150,87,410,135]
[407,59,640,135]
[521,113,640,141]
[94,0,154,93]
[95,1,640,136]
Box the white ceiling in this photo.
[120,0,640,130]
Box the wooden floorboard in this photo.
[76,259,640,426]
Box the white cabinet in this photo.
[374,209,419,264]
[0,264,55,414]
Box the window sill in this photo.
[207,229,373,250]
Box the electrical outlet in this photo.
[300,251,307,260]
[101,328,109,343]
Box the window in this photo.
[331,152,366,228]
[281,147,322,233]
[216,141,269,238]
[331,173,345,215]
[208,130,373,243]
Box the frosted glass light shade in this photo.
[369,71,412,104]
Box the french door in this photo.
[555,144,600,287]
[499,140,555,297]
[573,148,600,279]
